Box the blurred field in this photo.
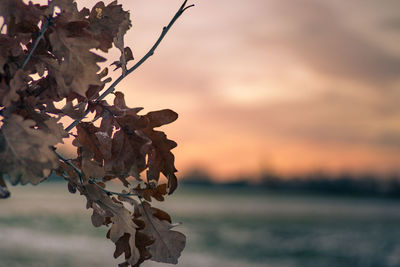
[1,183,400,267]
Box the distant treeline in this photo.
[181,170,400,198]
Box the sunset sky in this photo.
[31,0,400,179]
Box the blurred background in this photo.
[2,0,400,266]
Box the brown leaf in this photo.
[76,122,104,163]
[45,3,105,97]
[87,1,131,53]
[111,47,134,72]
[42,117,68,144]
[85,184,141,265]
[0,175,10,199]
[67,181,76,194]
[0,77,17,107]
[81,148,105,179]
[0,0,43,36]
[91,209,105,227]
[49,0,88,22]
[135,183,168,202]
[106,92,179,193]
[108,129,146,181]
[113,92,143,116]
[152,207,172,223]
[0,69,31,107]
[145,109,178,128]
[0,114,61,185]
[138,201,185,264]
[0,35,24,75]
[61,101,86,119]
[143,130,178,194]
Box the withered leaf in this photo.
[134,183,168,202]
[109,129,146,181]
[0,0,43,36]
[0,69,31,107]
[88,1,131,53]
[45,1,105,97]
[0,114,61,185]
[105,92,179,193]
[0,175,10,199]
[81,148,105,179]
[61,101,86,120]
[0,77,17,107]
[85,184,140,265]
[145,109,178,128]
[42,117,68,143]
[76,122,104,163]
[0,35,24,75]
[143,110,179,194]
[111,47,134,72]
[138,201,185,264]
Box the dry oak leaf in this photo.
[0,175,10,199]
[134,183,168,202]
[0,77,18,108]
[0,35,24,75]
[81,147,105,180]
[61,101,86,119]
[87,1,131,53]
[0,114,62,185]
[0,0,43,36]
[46,7,104,97]
[107,92,179,192]
[111,47,134,72]
[76,122,104,163]
[108,129,146,181]
[138,201,185,264]
[42,117,69,143]
[85,184,140,265]
[143,110,178,194]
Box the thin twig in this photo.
[54,150,138,198]
[0,23,5,33]
[53,149,84,185]
[88,179,139,197]
[19,17,52,70]
[64,0,194,133]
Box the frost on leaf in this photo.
[0,114,65,185]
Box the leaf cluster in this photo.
[0,0,191,265]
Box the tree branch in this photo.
[53,149,84,185]
[54,150,140,199]
[88,178,139,197]
[19,16,52,70]
[64,0,194,133]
